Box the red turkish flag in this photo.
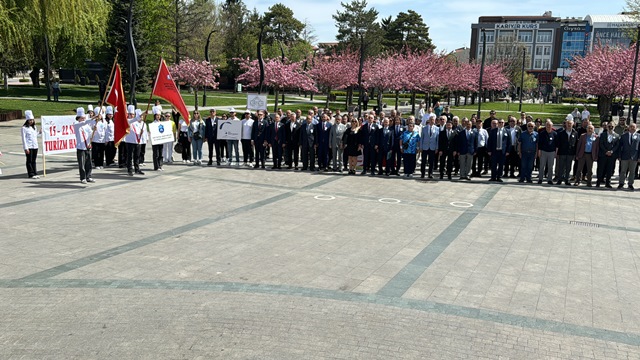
[105,64,129,145]
[152,59,190,125]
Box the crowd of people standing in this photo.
[18,103,640,190]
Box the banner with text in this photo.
[148,121,175,145]
[41,116,78,155]
[217,120,242,140]
[247,94,267,111]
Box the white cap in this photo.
[565,114,573,121]
[152,106,161,115]
[88,104,94,112]
[25,110,34,120]
[76,107,85,118]
[127,105,135,114]
[106,106,113,115]
[135,109,142,117]
[229,107,236,113]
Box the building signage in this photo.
[495,23,540,30]
[606,22,635,28]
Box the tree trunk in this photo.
[281,93,285,105]
[598,95,612,124]
[30,67,40,88]
[411,91,416,114]
[471,92,476,105]
[194,90,199,111]
[3,71,8,91]
[464,92,468,106]
[395,90,399,111]
[274,87,279,112]
[377,88,383,111]
[326,87,331,109]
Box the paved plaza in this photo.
[1,119,640,359]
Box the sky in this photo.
[243,0,629,52]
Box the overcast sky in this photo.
[243,0,629,52]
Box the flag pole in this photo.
[88,51,120,146]
[42,152,46,177]
[96,51,120,119]
[146,58,163,113]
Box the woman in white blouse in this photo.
[21,110,40,179]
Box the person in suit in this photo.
[204,108,220,166]
[483,110,497,130]
[285,113,301,169]
[360,114,381,175]
[574,125,599,187]
[454,118,477,180]
[504,116,522,178]
[300,114,317,171]
[438,121,456,180]
[329,115,347,172]
[596,123,620,188]
[419,114,439,179]
[536,119,557,185]
[518,121,538,183]
[316,114,332,171]
[251,110,270,169]
[391,117,405,175]
[487,118,511,182]
[269,114,286,169]
[379,118,394,176]
[618,122,640,190]
[555,115,578,185]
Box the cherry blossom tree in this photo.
[170,58,219,110]
[309,51,359,108]
[236,57,317,111]
[566,45,640,120]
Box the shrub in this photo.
[18,78,29,83]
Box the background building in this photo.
[470,12,639,85]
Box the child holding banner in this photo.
[21,110,40,179]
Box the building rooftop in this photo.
[585,14,638,27]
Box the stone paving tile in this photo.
[405,213,640,335]
[1,289,639,359]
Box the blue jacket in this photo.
[455,128,477,155]
[488,127,511,154]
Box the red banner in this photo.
[152,59,190,125]
[105,64,129,145]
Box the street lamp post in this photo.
[476,28,487,119]
[518,47,526,113]
[203,29,217,107]
[628,25,640,123]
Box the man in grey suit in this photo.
[329,115,347,172]
[618,123,640,190]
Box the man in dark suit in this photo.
[300,114,317,171]
[285,113,301,169]
[504,116,522,178]
[204,108,219,166]
[596,123,620,188]
[555,116,578,185]
[454,118,477,180]
[251,110,270,169]
[359,114,380,175]
[438,121,456,180]
[379,118,394,175]
[391,117,405,175]
[618,122,640,190]
[316,114,332,171]
[487,118,511,182]
[269,114,286,169]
